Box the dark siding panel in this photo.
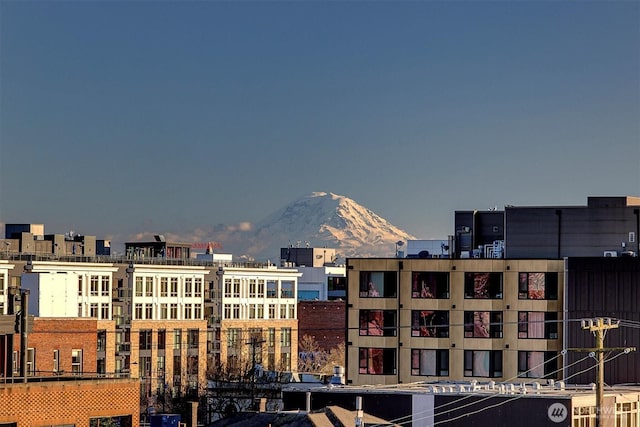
[566,258,640,384]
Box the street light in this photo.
[395,241,404,258]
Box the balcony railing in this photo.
[0,252,279,269]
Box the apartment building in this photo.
[346,257,564,385]
[114,262,211,400]
[2,231,306,406]
[213,264,301,373]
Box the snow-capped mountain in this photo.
[241,192,416,261]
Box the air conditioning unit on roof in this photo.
[604,251,618,257]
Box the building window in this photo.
[281,280,294,298]
[145,304,153,320]
[135,304,143,320]
[518,272,558,300]
[53,349,60,373]
[158,330,166,350]
[101,304,109,320]
[280,305,287,319]
[464,350,502,378]
[267,280,277,298]
[573,406,596,426]
[289,304,295,319]
[268,328,275,348]
[97,330,106,352]
[172,329,182,350]
[90,303,98,318]
[140,330,152,351]
[78,303,83,317]
[518,351,557,378]
[249,305,256,319]
[90,276,99,296]
[411,349,449,376]
[78,277,83,296]
[328,276,346,295]
[224,304,231,319]
[412,272,449,299]
[411,310,449,337]
[257,305,264,319]
[232,304,240,319]
[160,304,168,319]
[358,348,396,375]
[139,356,151,378]
[464,311,503,338]
[233,279,240,298]
[280,352,291,371]
[157,355,165,377]
[280,328,292,348]
[135,277,143,297]
[257,280,265,298]
[194,278,202,297]
[224,279,232,298]
[187,329,199,349]
[194,305,201,319]
[518,312,558,339]
[184,304,192,320]
[170,304,178,319]
[268,304,276,319]
[464,273,503,299]
[184,278,192,297]
[158,278,168,297]
[145,277,153,297]
[170,278,178,297]
[173,355,181,387]
[359,271,397,298]
[26,348,35,376]
[227,328,240,348]
[249,279,257,298]
[101,276,110,296]
[72,349,83,374]
[616,402,638,427]
[359,310,397,336]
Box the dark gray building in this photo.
[454,196,640,259]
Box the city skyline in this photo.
[1,1,638,244]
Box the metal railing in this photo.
[0,251,284,269]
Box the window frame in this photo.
[411,272,450,299]
[359,271,398,298]
[411,310,450,338]
[411,349,449,376]
[464,272,503,299]
[463,350,503,378]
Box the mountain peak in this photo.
[247,192,416,260]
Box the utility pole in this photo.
[355,396,363,427]
[571,318,636,427]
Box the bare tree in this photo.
[323,342,346,375]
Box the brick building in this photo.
[0,378,140,426]
[27,317,100,376]
[297,300,346,352]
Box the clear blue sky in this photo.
[1,0,639,243]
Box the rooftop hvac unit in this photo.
[604,251,618,257]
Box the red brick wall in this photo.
[0,378,140,426]
[297,301,346,351]
[16,318,99,376]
